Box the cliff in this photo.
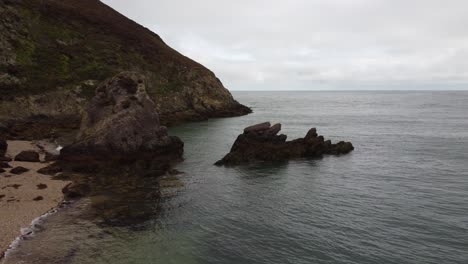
[0,0,251,139]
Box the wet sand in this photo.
[0,141,70,257]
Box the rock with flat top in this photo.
[244,122,271,134]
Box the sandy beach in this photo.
[0,141,70,257]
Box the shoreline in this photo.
[0,141,71,258]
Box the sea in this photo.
[3,91,468,264]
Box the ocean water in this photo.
[3,91,468,264]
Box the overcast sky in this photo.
[102,0,468,90]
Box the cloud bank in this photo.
[102,0,468,90]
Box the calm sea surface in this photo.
[4,91,468,264]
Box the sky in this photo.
[101,0,468,91]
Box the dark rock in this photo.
[44,152,59,162]
[0,157,12,162]
[33,196,44,201]
[37,183,48,190]
[14,150,40,162]
[10,166,29,175]
[265,123,282,137]
[60,72,184,172]
[0,162,12,168]
[216,122,354,166]
[244,122,271,134]
[62,182,91,199]
[305,128,318,140]
[0,168,5,173]
[0,139,7,156]
[37,163,62,175]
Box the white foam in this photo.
[2,203,68,260]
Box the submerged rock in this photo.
[60,72,184,173]
[215,122,354,166]
[14,150,40,162]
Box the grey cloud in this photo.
[102,0,468,90]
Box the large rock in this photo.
[60,72,184,172]
[215,122,354,166]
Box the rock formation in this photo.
[0,0,251,140]
[215,122,354,166]
[60,72,184,174]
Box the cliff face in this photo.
[0,0,250,138]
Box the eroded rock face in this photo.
[60,72,184,171]
[215,122,354,166]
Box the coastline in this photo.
[0,141,71,258]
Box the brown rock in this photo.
[244,122,271,134]
[10,166,29,175]
[14,150,40,162]
[37,163,62,175]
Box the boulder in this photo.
[10,166,29,175]
[244,122,271,134]
[60,72,183,172]
[216,122,354,166]
[14,150,40,162]
[0,139,7,157]
[37,163,62,175]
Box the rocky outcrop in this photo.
[0,0,251,140]
[60,72,184,174]
[215,122,354,166]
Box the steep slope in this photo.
[0,0,250,138]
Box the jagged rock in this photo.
[14,150,40,162]
[60,72,184,172]
[37,163,62,175]
[0,139,7,156]
[215,122,354,166]
[10,166,29,175]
